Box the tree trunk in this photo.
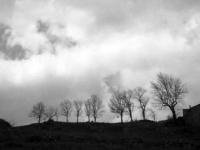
[170,107,177,120]
[120,111,123,123]
[77,115,79,123]
[142,109,146,120]
[94,117,96,123]
[129,109,133,122]
[88,116,90,122]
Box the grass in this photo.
[0,119,200,150]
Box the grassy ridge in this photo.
[0,119,200,150]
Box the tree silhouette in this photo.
[84,99,92,122]
[133,87,149,120]
[124,90,134,122]
[109,90,126,123]
[29,102,46,123]
[60,100,73,122]
[73,100,83,123]
[151,73,187,120]
[90,95,104,122]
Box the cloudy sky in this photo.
[0,0,200,125]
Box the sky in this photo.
[0,0,200,125]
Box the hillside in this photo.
[0,119,200,150]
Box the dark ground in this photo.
[0,119,200,150]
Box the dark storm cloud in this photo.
[37,20,49,33]
[37,20,77,53]
[0,23,27,60]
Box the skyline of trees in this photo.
[29,73,188,123]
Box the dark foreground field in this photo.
[0,119,200,150]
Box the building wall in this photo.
[183,105,200,127]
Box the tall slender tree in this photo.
[60,100,73,122]
[90,95,104,122]
[84,99,92,122]
[73,100,83,123]
[133,87,149,120]
[124,90,134,122]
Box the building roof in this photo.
[184,104,200,111]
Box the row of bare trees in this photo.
[30,73,187,123]
[109,73,187,122]
[109,87,150,123]
[29,95,104,123]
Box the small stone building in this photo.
[183,104,200,127]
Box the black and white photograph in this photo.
[0,0,200,149]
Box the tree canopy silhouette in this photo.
[151,73,187,120]
[133,87,149,120]
[73,100,83,123]
[84,99,92,122]
[90,95,104,122]
[109,90,127,123]
[60,100,73,122]
[29,102,46,123]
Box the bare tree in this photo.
[151,73,187,120]
[44,106,58,121]
[73,100,83,123]
[124,90,134,122]
[84,99,92,122]
[109,90,126,123]
[133,87,149,120]
[90,95,104,122]
[60,100,73,122]
[29,102,46,123]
